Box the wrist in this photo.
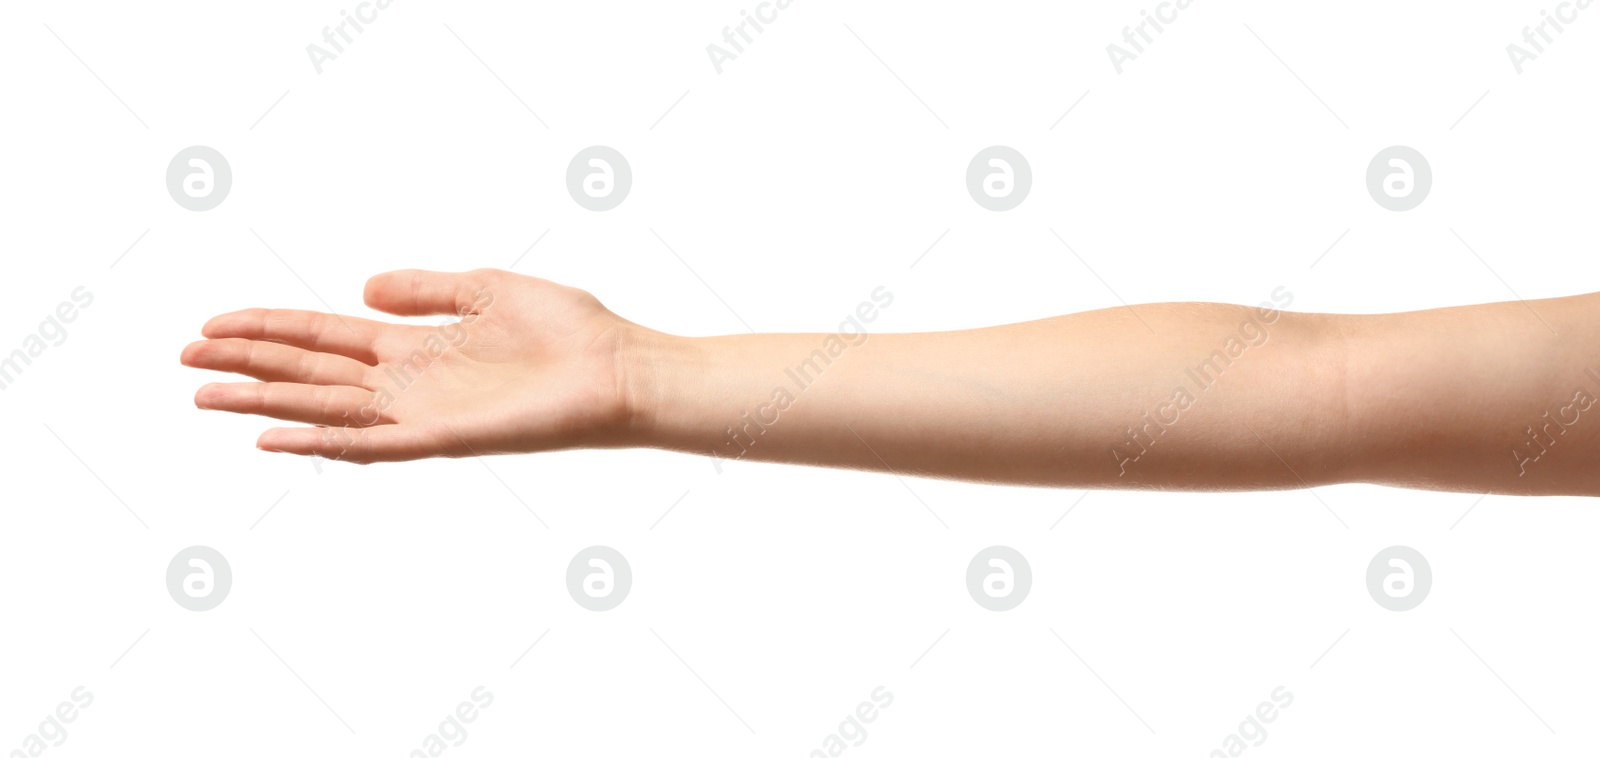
[612,326,705,449]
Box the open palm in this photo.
[183,269,640,463]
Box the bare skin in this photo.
[182,268,1600,496]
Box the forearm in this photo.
[623,300,1349,489]
[622,293,1600,494]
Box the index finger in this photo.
[201,308,387,365]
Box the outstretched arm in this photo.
[181,268,1600,495]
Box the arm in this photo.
[180,268,1600,495]
[635,291,1599,494]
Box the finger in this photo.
[182,338,374,387]
[256,423,439,464]
[364,269,497,317]
[195,382,385,427]
[202,308,385,365]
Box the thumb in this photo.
[364,269,496,317]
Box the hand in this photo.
[182,269,644,463]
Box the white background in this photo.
[2,1,1598,755]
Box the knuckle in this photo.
[474,268,507,287]
[248,308,272,337]
[294,349,313,379]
